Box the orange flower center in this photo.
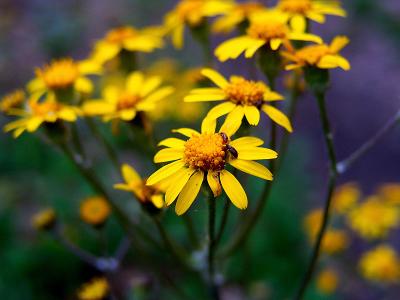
[30,100,61,117]
[279,0,312,14]
[184,133,228,171]
[296,44,330,65]
[116,92,141,110]
[236,2,264,16]
[36,59,80,90]
[105,26,137,44]
[80,197,111,225]
[247,20,288,41]
[224,77,266,106]
[176,0,204,25]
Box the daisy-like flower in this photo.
[0,89,25,114]
[215,10,322,62]
[184,68,292,132]
[276,0,346,31]
[114,164,165,213]
[378,183,400,205]
[359,245,400,283]
[31,208,56,231]
[3,95,81,138]
[80,196,111,227]
[164,0,234,49]
[83,71,174,122]
[211,1,264,34]
[146,119,277,215]
[316,268,338,295]
[332,182,360,214]
[348,196,399,240]
[28,58,101,99]
[90,26,164,64]
[282,36,350,71]
[77,277,110,300]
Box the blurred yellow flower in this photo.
[80,196,111,227]
[359,245,400,283]
[212,1,264,34]
[77,277,110,300]
[348,196,399,239]
[0,89,25,114]
[114,164,165,212]
[316,268,338,295]
[164,0,233,48]
[282,36,350,71]
[90,26,164,64]
[3,95,81,138]
[215,10,322,62]
[185,68,292,132]
[147,119,277,215]
[32,208,56,231]
[378,183,400,205]
[83,71,174,122]
[332,182,360,214]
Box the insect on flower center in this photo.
[116,92,142,110]
[297,44,330,65]
[36,59,80,90]
[105,27,137,44]
[184,133,229,171]
[279,0,312,14]
[224,77,266,107]
[176,0,204,26]
[247,20,288,41]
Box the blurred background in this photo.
[0,0,399,299]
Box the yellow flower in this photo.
[316,268,338,295]
[83,71,174,122]
[304,209,348,254]
[0,89,25,114]
[90,26,164,64]
[282,36,350,71]
[3,95,81,138]
[211,1,265,34]
[114,164,165,212]
[378,183,400,205]
[32,208,56,231]
[184,68,292,132]
[77,277,110,300]
[28,58,101,99]
[164,0,234,48]
[80,196,111,227]
[276,0,346,30]
[348,196,399,239]
[215,10,322,62]
[332,182,360,214]
[359,245,400,283]
[146,118,277,215]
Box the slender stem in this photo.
[337,109,400,174]
[214,197,230,248]
[295,91,338,300]
[114,236,131,262]
[207,193,219,300]
[183,214,200,248]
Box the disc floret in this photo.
[224,77,266,107]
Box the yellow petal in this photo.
[175,171,204,215]
[157,138,185,148]
[184,94,226,102]
[206,102,236,120]
[126,72,144,94]
[140,76,162,97]
[237,147,278,160]
[289,32,322,44]
[113,183,133,192]
[172,128,199,138]
[220,105,244,137]
[83,101,115,116]
[264,90,284,101]
[244,39,265,58]
[201,117,217,134]
[172,24,184,49]
[58,109,77,121]
[270,38,282,51]
[207,171,222,197]
[75,77,93,94]
[151,194,164,209]
[318,55,351,71]
[330,36,349,53]
[220,170,247,209]
[121,164,141,184]
[165,168,196,205]
[188,88,225,95]
[201,68,229,88]
[26,117,43,132]
[290,15,306,33]
[244,106,260,126]
[142,87,174,103]
[215,36,262,62]
[146,160,185,186]
[154,148,183,163]
[229,159,273,181]
[230,137,264,148]
[262,105,293,132]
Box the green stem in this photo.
[294,91,338,300]
[183,214,200,248]
[214,197,230,248]
[207,193,219,300]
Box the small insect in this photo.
[226,144,238,159]
[220,132,229,144]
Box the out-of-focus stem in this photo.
[207,193,219,300]
[183,214,200,248]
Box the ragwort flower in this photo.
[378,183,400,205]
[316,268,338,295]
[0,89,25,114]
[83,71,174,122]
[282,36,350,71]
[184,68,292,132]
[215,10,322,62]
[146,119,277,215]
[77,277,110,300]
[332,182,360,214]
[80,196,111,227]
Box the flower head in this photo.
[91,26,164,64]
[332,182,360,214]
[282,36,350,71]
[359,245,400,283]
[147,119,277,215]
[185,68,292,132]
[316,268,338,295]
[215,10,322,62]
[114,164,165,213]
[80,196,111,227]
[0,89,25,114]
[77,277,110,300]
[348,196,399,240]
[32,208,56,231]
[378,183,400,205]
[83,71,174,122]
